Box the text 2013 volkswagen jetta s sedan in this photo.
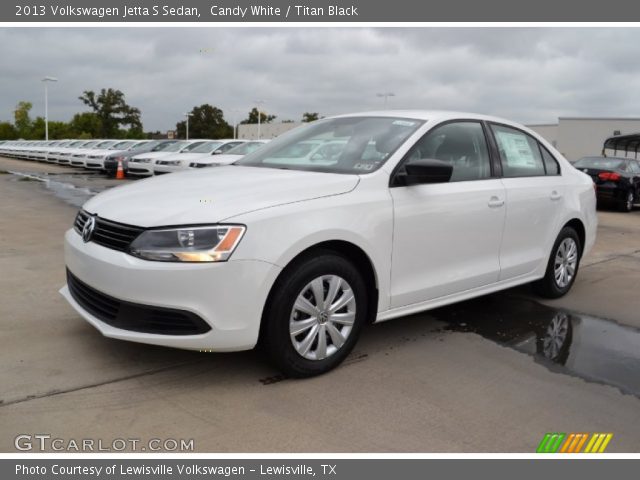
[61,111,597,377]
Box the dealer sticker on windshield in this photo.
[392,120,416,127]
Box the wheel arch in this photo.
[562,218,586,256]
[259,240,380,345]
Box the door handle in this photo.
[550,190,562,201]
[488,196,504,208]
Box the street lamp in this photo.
[42,76,58,141]
[183,112,193,140]
[231,109,240,140]
[253,100,266,139]
[376,92,395,108]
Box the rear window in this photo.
[574,157,625,170]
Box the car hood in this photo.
[201,153,243,165]
[83,165,360,226]
[131,151,174,160]
[158,152,208,161]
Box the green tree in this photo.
[0,122,18,140]
[302,112,320,122]
[78,88,142,138]
[240,107,276,125]
[13,101,33,138]
[69,112,102,138]
[175,104,233,139]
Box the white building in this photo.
[238,122,302,140]
[528,117,640,161]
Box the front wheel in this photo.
[534,227,581,299]
[261,252,368,377]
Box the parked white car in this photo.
[61,111,597,377]
[153,139,245,174]
[127,140,205,176]
[189,140,270,168]
[83,140,148,170]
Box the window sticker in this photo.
[497,131,536,167]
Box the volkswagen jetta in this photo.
[61,111,597,376]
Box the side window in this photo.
[406,121,491,182]
[540,145,561,175]
[628,161,640,173]
[491,124,546,177]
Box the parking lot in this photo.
[1,155,639,452]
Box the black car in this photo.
[573,156,640,212]
[103,140,179,177]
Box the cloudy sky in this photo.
[1,27,640,131]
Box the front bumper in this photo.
[127,162,154,176]
[61,229,282,351]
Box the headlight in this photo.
[129,225,245,262]
[136,158,151,163]
[165,160,182,166]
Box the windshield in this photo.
[236,117,424,174]
[226,141,267,155]
[180,141,210,153]
[574,157,625,170]
[189,141,223,154]
[111,141,134,150]
[79,141,99,148]
[94,141,117,149]
[130,141,151,150]
[162,141,190,153]
[151,141,178,152]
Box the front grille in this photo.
[74,210,145,252]
[67,270,211,335]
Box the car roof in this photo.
[335,110,528,127]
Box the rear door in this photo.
[489,123,566,280]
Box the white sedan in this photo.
[153,139,245,174]
[61,111,597,377]
[127,140,205,176]
[189,140,270,168]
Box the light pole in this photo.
[376,92,395,108]
[253,100,265,139]
[231,109,240,140]
[183,112,193,140]
[42,76,58,141]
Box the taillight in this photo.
[598,171,621,181]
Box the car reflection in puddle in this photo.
[436,295,640,398]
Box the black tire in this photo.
[619,190,634,212]
[533,227,582,299]
[261,251,368,378]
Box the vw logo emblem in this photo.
[82,216,96,243]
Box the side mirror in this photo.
[394,159,453,186]
[212,150,222,155]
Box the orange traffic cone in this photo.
[116,158,125,180]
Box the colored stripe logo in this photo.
[537,433,613,453]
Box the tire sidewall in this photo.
[263,253,368,377]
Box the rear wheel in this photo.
[534,227,581,299]
[619,190,634,212]
[261,252,368,377]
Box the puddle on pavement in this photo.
[8,171,108,208]
[435,295,640,397]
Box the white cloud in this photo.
[1,27,640,131]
